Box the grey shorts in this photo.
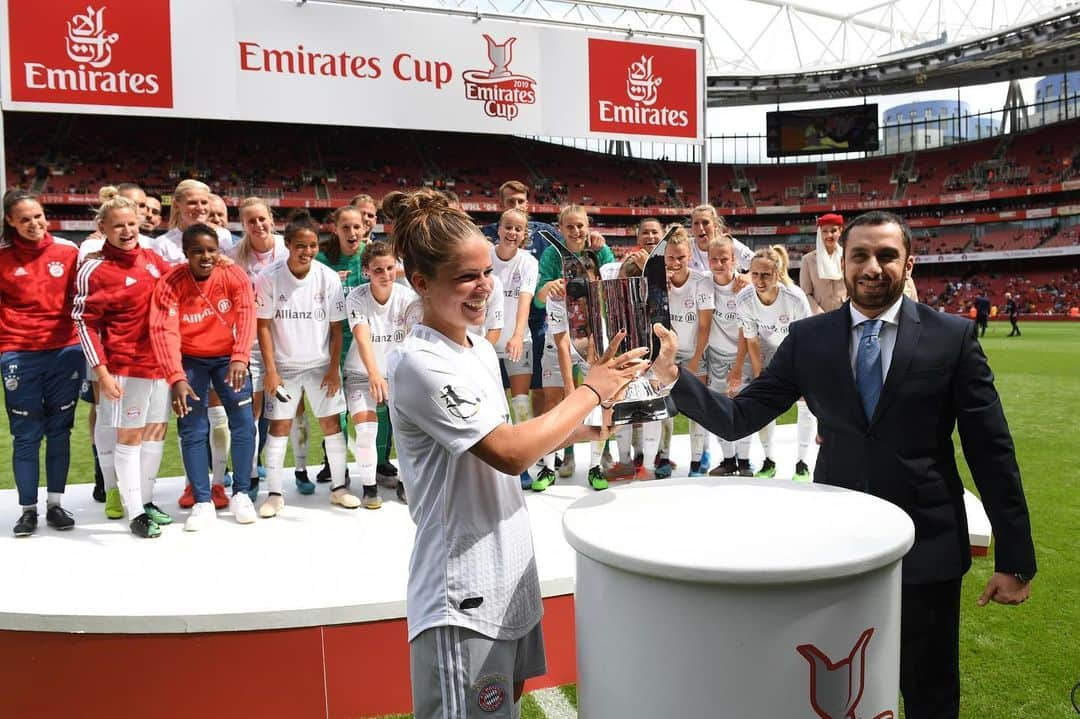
[706,348,752,390]
[410,622,547,719]
[675,351,706,378]
[499,342,534,379]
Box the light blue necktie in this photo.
[855,319,884,422]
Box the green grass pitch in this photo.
[1,322,1076,718]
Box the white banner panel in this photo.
[0,0,702,143]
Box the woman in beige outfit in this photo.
[800,213,847,314]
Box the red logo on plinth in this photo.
[8,1,174,108]
[797,627,894,719]
[588,38,697,138]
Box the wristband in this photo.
[581,383,603,405]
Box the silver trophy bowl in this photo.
[538,228,678,426]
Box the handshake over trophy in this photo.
[538,229,678,426]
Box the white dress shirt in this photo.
[848,296,904,383]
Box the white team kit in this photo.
[468,274,505,339]
[667,269,715,363]
[490,249,538,356]
[227,236,287,390]
[343,282,419,415]
[689,236,754,275]
[708,276,751,385]
[255,259,347,419]
[154,226,236,265]
[387,324,542,641]
[736,283,812,364]
[541,296,587,389]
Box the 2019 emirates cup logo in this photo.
[462,35,537,121]
[8,0,173,108]
[65,6,119,68]
[796,628,894,719]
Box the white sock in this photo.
[660,417,674,456]
[588,439,604,468]
[759,421,776,460]
[719,438,736,461]
[324,431,348,490]
[94,422,118,491]
[510,394,532,424]
[542,452,556,470]
[139,439,164,504]
[690,420,707,463]
[631,424,643,458]
[736,436,752,460]
[616,425,632,464]
[265,434,288,495]
[251,419,261,479]
[796,400,817,463]
[290,412,310,471]
[209,405,230,485]
[353,422,378,487]
[47,491,62,507]
[114,443,142,516]
[642,422,661,468]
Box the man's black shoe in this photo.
[13,509,37,537]
[45,505,75,530]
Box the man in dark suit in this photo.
[974,292,991,337]
[651,210,1036,719]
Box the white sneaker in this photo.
[330,487,362,509]
[558,454,576,478]
[229,493,257,525]
[259,494,285,518]
[184,502,217,532]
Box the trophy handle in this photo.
[643,227,677,361]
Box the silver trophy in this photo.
[538,229,678,426]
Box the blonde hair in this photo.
[691,204,728,234]
[168,179,212,230]
[752,244,793,287]
[232,196,275,269]
[707,234,735,255]
[664,223,691,248]
[95,185,137,224]
[499,207,528,226]
[350,193,376,209]
[557,204,588,227]
[383,188,481,281]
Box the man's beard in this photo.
[846,274,904,311]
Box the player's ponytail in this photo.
[383,188,478,282]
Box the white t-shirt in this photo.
[154,226,235,265]
[343,283,419,378]
[254,259,347,371]
[77,234,153,263]
[667,270,715,357]
[491,248,539,354]
[226,235,287,282]
[599,261,622,280]
[709,276,743,357]
[467,274,505,337]
[736,283,811,354]
[689,237,754,275]
[387,325,541,642]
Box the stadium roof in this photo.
[362,0,1080,106]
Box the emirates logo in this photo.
[65,6,119,68]
[462,35,537,121]
[626,55,661,106]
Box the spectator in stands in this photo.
[1,190,82,537]
[148,223,258,530]
[1005,292,1021,336]
[800,213,847,314]
[143,195,163,236]
[975,292,991,337]
[689,204,753,275]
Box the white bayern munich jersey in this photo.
[490,248,539,353]
[668,270,715,357]
[387,324,542,642]
[343,283,418,378]
[710,275,743,357]
[154,226,235,265]
[254,259,346,372]
[736,283,811,353]
[226,235,287,281]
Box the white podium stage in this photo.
[0,426,990,718]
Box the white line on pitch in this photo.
[530,687,578,719]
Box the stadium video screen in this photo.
[766,104,880,157]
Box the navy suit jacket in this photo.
[671,297,1036,584]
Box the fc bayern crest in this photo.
[217,299,232,313]
[475,679,506,713]
[48,261,65,278]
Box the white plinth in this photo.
[563,478,915,719]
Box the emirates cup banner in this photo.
[0,0,703,143]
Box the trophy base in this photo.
[610,394,677,426]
